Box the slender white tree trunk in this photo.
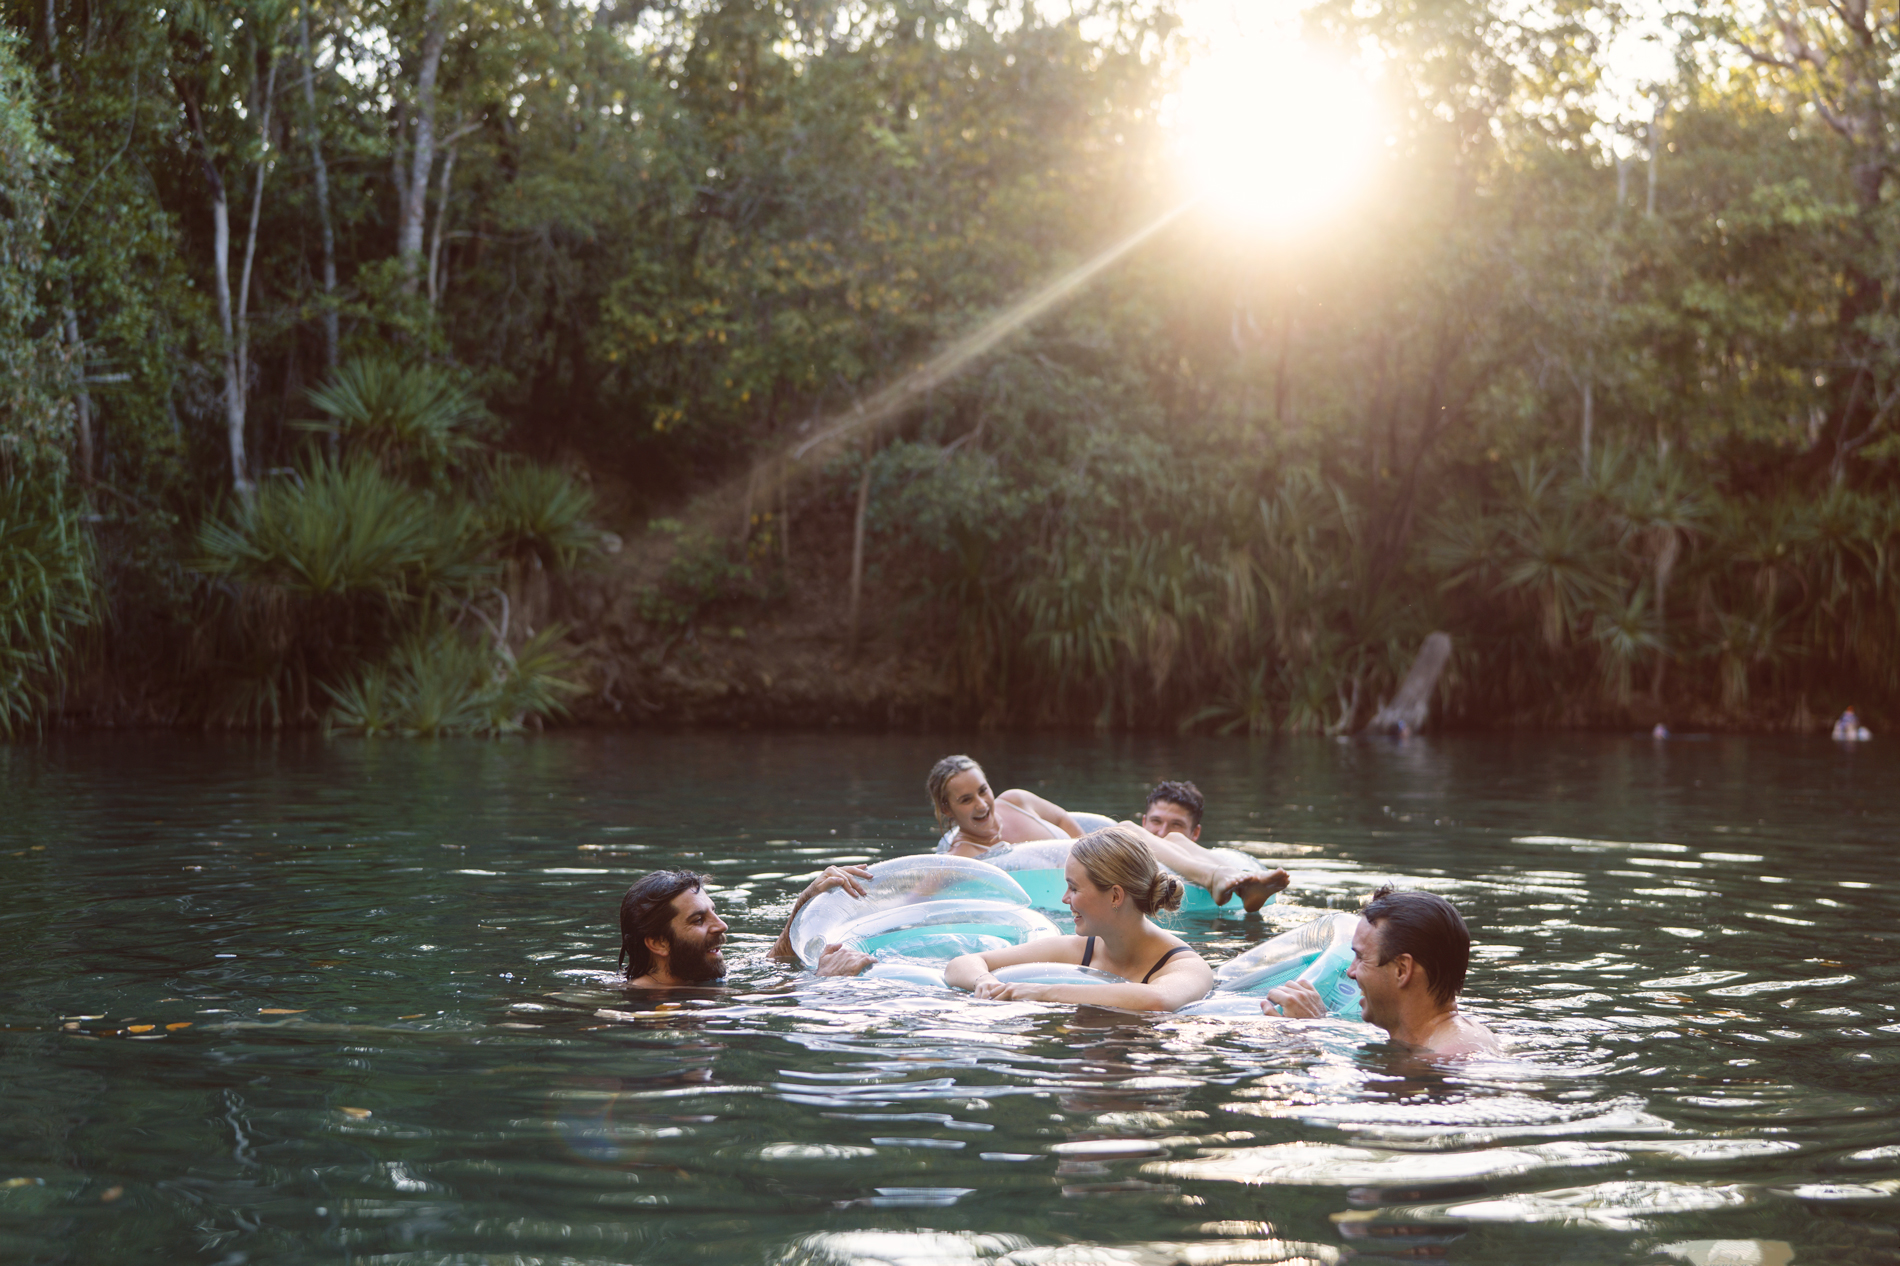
[64,305,92,480]
[1581,372,1593,469]
[1646,101,1663,218]
[427,141,456,305]
[43,0,59,87]
[179,86,251,497]
[213,191,248,495]
[237,59,278,420]
[298,13,338,374]
[398,0,447,291]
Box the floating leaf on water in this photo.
[166,1022,192,1031]
[126,1025,154,1034]
[259,1009,306,1015]
[339,1107,372,1119]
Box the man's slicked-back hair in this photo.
[1146,779,1205,828]
[1362,884,1471,1007]
[619,870,706,978]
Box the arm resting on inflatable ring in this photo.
[998,789,1084,840]
[770,866,874,962]
[944,935,1086,991]
[946,939,1213,1013]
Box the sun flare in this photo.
[1173,36,1381,230]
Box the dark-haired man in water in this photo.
[619,866,875,988]
[1140,779,1206,842]
[1262,886,1502,1056]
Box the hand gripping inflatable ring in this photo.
[787,854,1061,970]
[1176,911,1361,1019]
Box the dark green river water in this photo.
[1,731,1895,1265]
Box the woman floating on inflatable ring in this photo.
[943,826,1214,1012]
[926,755,1290,912]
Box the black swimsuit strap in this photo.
[1141,945,1193,984]
[1080,936,1096,968]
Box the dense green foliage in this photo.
[0,29,90,734]
[3,0,1899,731]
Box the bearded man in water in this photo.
[926,755,1289,911]
[619,866,875,988]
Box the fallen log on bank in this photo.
[1369,632,1452,735]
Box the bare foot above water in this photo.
[1213,868,1291,912]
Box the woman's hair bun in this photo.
[1073,825,1183,915]
[1149,871,1185,913]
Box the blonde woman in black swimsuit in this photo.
[943,826,1214,1012]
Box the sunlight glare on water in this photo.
[0,731,1895,1263]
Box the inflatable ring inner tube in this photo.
[977,839,1273,915]
[991,961,1124,987]
[788,854,1058,969]
[1206,911,1362,1018]
[935,812,1275,914]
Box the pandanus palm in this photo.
[304,357,487,486]
[1499,503,1618,650]
[1592,589,1664,707]
[1614,454,1707,697]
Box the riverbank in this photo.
[44,455,1884,737]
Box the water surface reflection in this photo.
[0,731,1895,1263]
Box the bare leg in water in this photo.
[1120,822,1290,912]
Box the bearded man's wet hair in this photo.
[1360,884,1471,1006]
[619,869,708,977]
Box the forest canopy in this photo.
[2,0,1898,734]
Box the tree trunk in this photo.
[1580,371,1593,469]
[236,58,278,432]
[1369,632,1452,734]
[779,464,790,564]
[1650,529,1679,701]
[1645,101,1662,218]
[398,0,447,291]
[178,83,251,497]
[43,0,58,87]
[847,455,872,657]
[427,140,457,305]
[298,13,339,376]
[63,305,92,481]
[1827,157,1888,483]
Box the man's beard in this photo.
[666,931,726,983]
